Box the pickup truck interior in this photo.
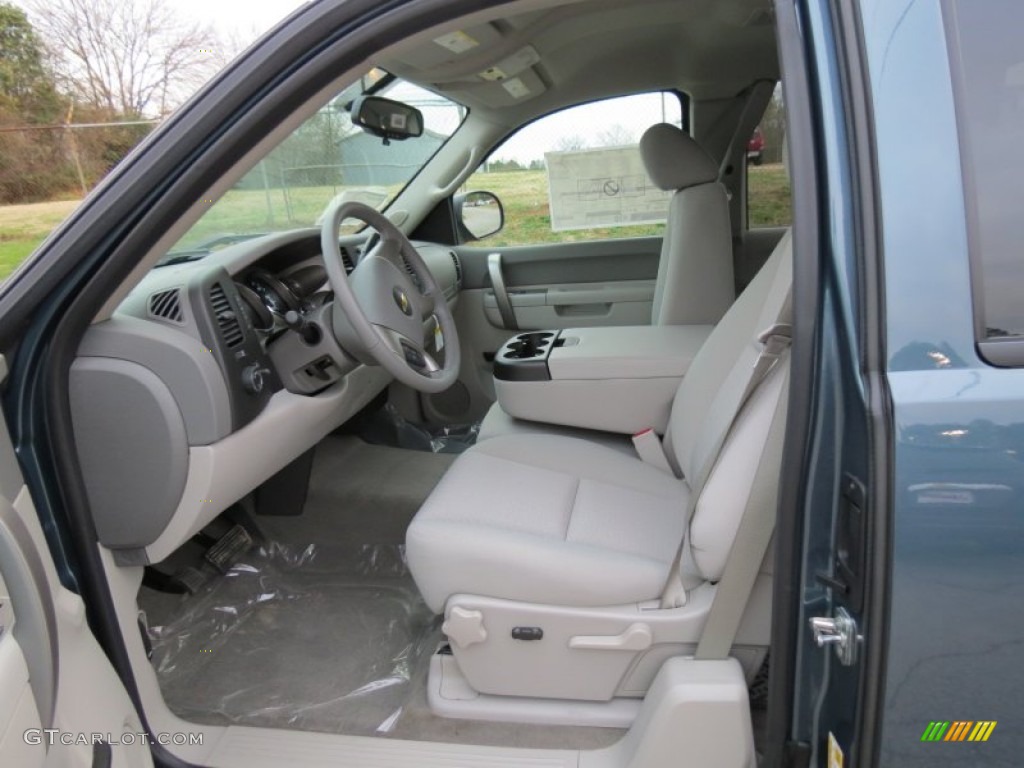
[68,0,798,764]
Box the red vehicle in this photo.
[747,126,765,164]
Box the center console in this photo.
[493,325,713,434]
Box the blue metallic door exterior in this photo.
[860,1,1024,765]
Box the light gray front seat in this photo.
[641,122,734,326]
[478,125,734,444]
[408,231,791,617]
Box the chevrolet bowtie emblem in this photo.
[393,286,413,316]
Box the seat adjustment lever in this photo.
[569,622,653,651]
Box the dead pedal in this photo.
[204,523,253,573]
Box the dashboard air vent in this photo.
[208,283,244,348]
[450,251,462,287]
[148,288,184,324]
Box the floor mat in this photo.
[146,541,438,735]
[142,437,624,748]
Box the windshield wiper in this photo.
[156,233,267,267]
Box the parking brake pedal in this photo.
[204,524,254,573]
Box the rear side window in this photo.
[945,0,1024,360]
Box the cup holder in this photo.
[504,332,554,360]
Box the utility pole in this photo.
[64,103,89,197]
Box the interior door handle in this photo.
[569,623,653,651]
[487,252,518,330]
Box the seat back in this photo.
[663,231,793,581]
[639,123,735,326]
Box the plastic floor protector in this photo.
[146,540,439,736]
[358,403,480,454]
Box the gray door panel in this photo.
[0,358,152,767]
[481,279,656,329]
[457,236,661,333]
[458,236,660,290]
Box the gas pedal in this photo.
[204,523,254,573]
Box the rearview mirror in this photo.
[350,95,424,143]
[455,191,504,241]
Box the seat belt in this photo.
[695,367,789,659]
[716,80,776,184]
[661,289,792,608]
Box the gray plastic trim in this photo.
[0,413,22,499]
[487,253,518,329]
[0,498,58,731]
[77,315,232,445]
[70,357,189,549]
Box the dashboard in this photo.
[70,228,462,564]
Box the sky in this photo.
[171,0,310,52]
[492,92,683,165]
[12,0,310,53]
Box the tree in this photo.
[26,0,221,116]
[0,3,72,202]
[758,85,786,164]
[267,106,359,188]
[596,124,634,147]
[486,158,525,173]
[553,134,586,152]
[0,2,60,118]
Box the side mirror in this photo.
[454,191,504,241]
[350,95,424,143]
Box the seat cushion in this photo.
[406,434,689,613]
[477,402,636,457]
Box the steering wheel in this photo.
[320,201,460,393]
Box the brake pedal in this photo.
[204,524,254,573]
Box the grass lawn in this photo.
[0,164,790,279]
[470,164,790,246]
[0,200,80,279]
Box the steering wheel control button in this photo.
[400,340,427,369]
[393,286,414,316]
[442,607,487,649]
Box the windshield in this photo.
[163,71,466,260]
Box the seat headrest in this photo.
[639,123,718,191]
